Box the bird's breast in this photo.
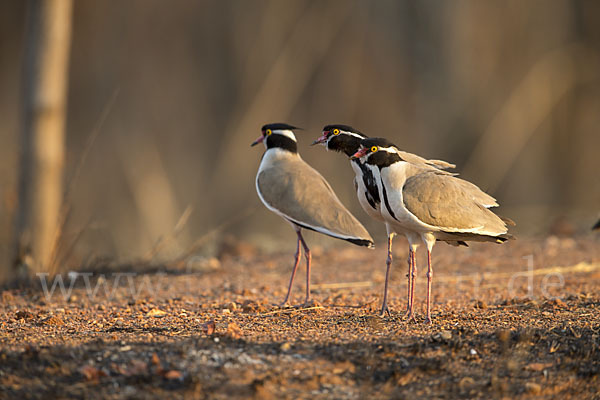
[378,162,428,231]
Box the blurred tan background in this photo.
[1,0,599,273]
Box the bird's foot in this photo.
[379,305,391,317]
[424,316,432,324]
[300,298,322,308]
[278,299,293,308]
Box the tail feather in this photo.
[292,220,374,249]
[428,159,456,170]
[495,233,516,243]
[500,216,517,226]
[345,238,375,248]
[438,231,515,245]
[441,239,469,247]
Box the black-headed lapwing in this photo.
[352,138,514,323]
[312,125,455,317]
[252,123,374,306]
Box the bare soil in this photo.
[1,236,599,399]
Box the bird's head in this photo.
[251,123,301,153]
[351,138,402,167]
[311,124,367,157]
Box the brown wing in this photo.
[397,150,497,207]
[452,179,498,208]
[402,172,507,235]
[257,156,373,244]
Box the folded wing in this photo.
[257,156,374,247]
[402,172,508,236]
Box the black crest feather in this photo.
[323,124,366,136]
[262,123,301,131]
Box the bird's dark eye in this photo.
[370,146,378,153]
[266,129,272,136]
[333,129,340,135]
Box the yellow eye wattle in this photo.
[370,146,378,153]
[333,128,340,135]
[266,129,272,136]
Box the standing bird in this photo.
[351,138,513,323]
[312,125,454,317]
[251,123,374,306]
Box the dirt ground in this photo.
[1,236,599,399]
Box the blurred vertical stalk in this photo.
[13,0,73,278]
[462,44,599,194]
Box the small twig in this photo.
[64,87,121,200]
[390,342,418,349]
[325,301,378,309]
[259,306,324,316]
[46,88,120,273]
[50,215,95,271]
[144,205,194,262]
[173,206,193,234]
[312,281,373,290]
[431,261,600,284]
[169,206,257,268]
[46,204,72,274]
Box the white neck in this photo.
[340,131,365,140]
[276,129,297,141]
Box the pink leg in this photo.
[406,250,417,321]
[280,232,302,306]
[380,235,394,316]
[403,249,413,317]
[425,250,433,324]
[298,231,311,304]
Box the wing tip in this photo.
[345,238,375,248]
[430,160,456,170]
[291,220,375,248]
[495,233,516,243]
[500,215,517,226]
